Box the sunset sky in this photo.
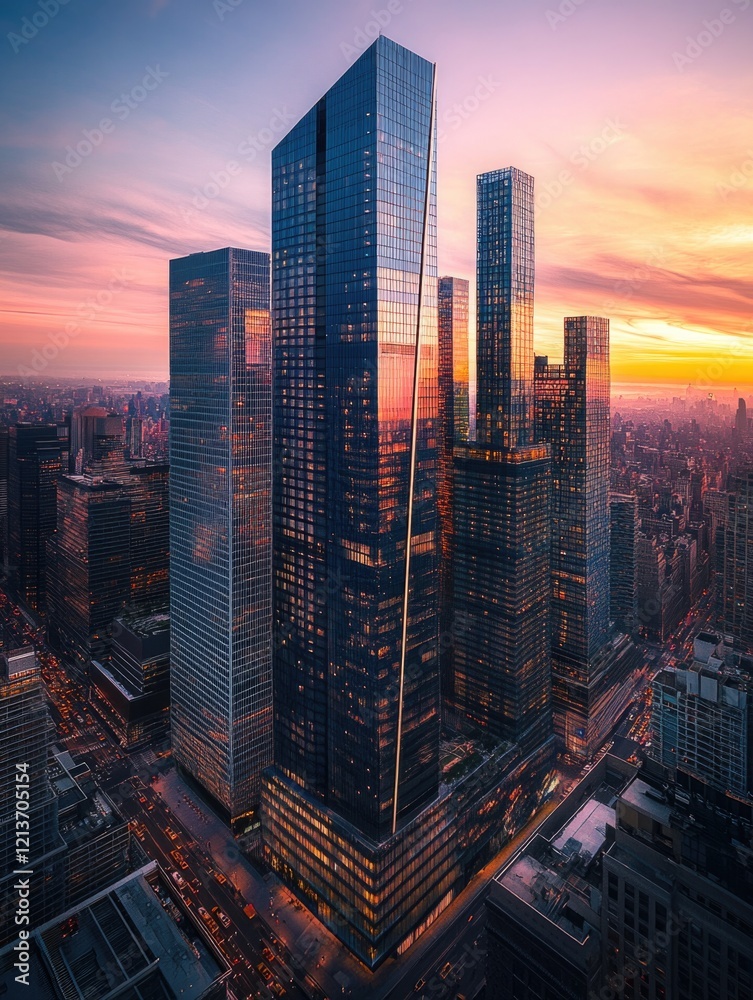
[1,0,751,387]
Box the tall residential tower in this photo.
[610,492,639,635]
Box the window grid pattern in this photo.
[270,36,439,843]
[438,276,470,703]
[534,317,613,752]
[169,247,272,819]
[476,168,535,451]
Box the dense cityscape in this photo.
[1,27,752,1000]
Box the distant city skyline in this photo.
[1,0,751,383]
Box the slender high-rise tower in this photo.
[717,468,753,652]
[268,35,439,841]
[536,319,611,663]
[449,168,552,755]
[262,36,457,968]
[438,276,470,446]
[736,398,748,444]
[476,167,535,451]
[7,424,68,611]
[610,492,639,635]
[169,247,272,823]
[438,276,469,698]
[535,320,638,756]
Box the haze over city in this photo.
[1,0,752,385]
[2,3,753,998]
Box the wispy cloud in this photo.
[0,0,751,380]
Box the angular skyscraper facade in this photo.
[262,36,461,967]
[449,167,553,755]
[169,247,272,822]
[269,36,439,841]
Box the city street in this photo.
[1,577,716,1000]
[114,776,308,1000]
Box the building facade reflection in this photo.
[169,247,273,823]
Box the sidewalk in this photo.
[153,765,369,997]
[153,763,566,1000]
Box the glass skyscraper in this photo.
[449,168,553,755]
[610,492,639,635]
[438,276,470,446]
[46,476,131,676]
[262,36,454,967]
[268,35,439,841]
[476,167,535,451]
[451,445,552,750]
[46,459,169,678]
[438,276,469,701]
[535,319,637,756]
[717,468,753,652]
[7,424,68,612]
[536,319,611,664]
[169,247,272,823]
